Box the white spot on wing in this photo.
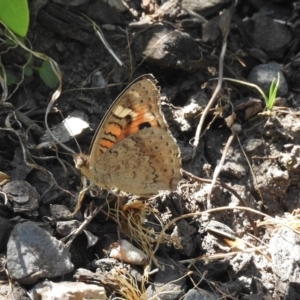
[113,105,133,118]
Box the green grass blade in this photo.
[267,73,280,110]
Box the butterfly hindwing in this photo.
[89,127,181,195]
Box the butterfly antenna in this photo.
[73,134,82,154]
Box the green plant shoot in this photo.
[222,73,281,112]
[266,73,280,111]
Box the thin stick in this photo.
[192,19,229,157]
[64,197,114,249]
[207,132,235,206]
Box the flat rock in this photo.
[7,222,73,284]
[3,180,39,217]
[146,257,187,299]
[133,24,203,71]
[28,280,106,300]
[243,14,292,58]
[182,0,231,16]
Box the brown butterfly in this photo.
[74,74,181,196]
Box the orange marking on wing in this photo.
[99,138,115,149]
[116,110,159,142]
[105,123,122,137]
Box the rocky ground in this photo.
[1,0,300,299]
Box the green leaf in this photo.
[38,60,59,89]
[24,65,33,76]
[0,0,29,37]
[5,70,19,86]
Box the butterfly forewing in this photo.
[89,75,167,167]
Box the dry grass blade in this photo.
[0,58,9,103]
[81,13,123,67]
[257,209,300,235]
[207,132,235,207]
[110,268,147,300]
[114,200,164,268]
[0,171,10,185]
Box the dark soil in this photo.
[1,0,300,299]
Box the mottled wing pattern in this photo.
[75,74,182,196]
[92,127,181,195]
[89,74,167,166]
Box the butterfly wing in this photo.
[89,127,181,195]
[90,74,167,163]
[75,74,181,195]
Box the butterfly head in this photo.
[73,153,90,174]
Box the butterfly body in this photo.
[74,74,181,196]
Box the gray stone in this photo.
[3,180,40,217]
[245,14,292,56]
[248,62,288,96]
[183,288,218,300]
[146,257,187,299]
[7,222,73,284]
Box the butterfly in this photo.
[74,74,182,197]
